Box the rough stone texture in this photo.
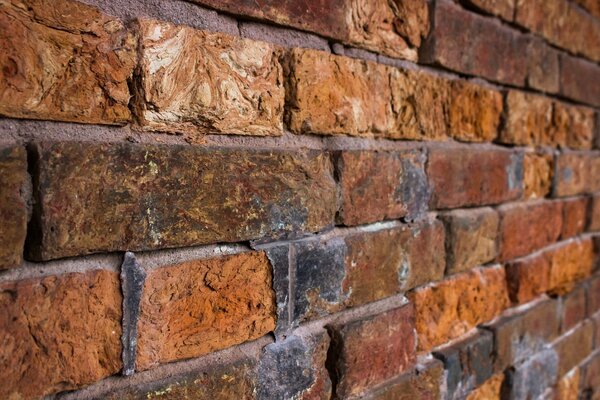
[0,0,136,124]
[498,201,563,261]
[0,145,28,270]
[553,320,594,377]
[448,80,502,142]
[554,152,592,197]
[263,245,290,337]
[588,275,600,315]
[560,55,600,107]
[421,0,528,86]
[547,238,595,295]
[561,197,587,238]
[573,0,600,19]
[189,0,430,60]
[134,19,284,137]
[335,150,429,226]
[463,0,514,20]
[555,367,581,400]
[409,265,510,351]
[440,207,499,274]
[0,270,122,399]
[257,333,331,400]
[523,151,553,199]
[561,285,587,334]
[136,252,276,370]
[465,373,504,400]
[361,359,444,400]
[558,103,596,150]
[327,304,416,399]
[505,253,550,304]
[28,142,336,260]
[525,37,560,94]
[589,195,600,231]
[504,348,558,400]
[433,331,495,399]
[428,147,523,209]
[485,299,560,370]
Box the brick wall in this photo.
[1,0,600,399]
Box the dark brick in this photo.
[327,304,416,398]
[258,333,331,400]
[562,197,588,239]
[0,145,28,269]
[427,147,523,209]
[335,150,429,226]
[553,320,594,377]
[503,348,558,400]
[560,55,600,107]
[560,284,587,334]
[589,195,600,232]
[588,275,600,315]
[27,142,336,260]
[433,331,495,399]
[421,0,528,86]
[580,350,600,396]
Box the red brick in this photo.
[0,145,28,269]
[506,253,551,304]
[0,270,122,399]
[580,351,600,397]
[573,0,600,19]
[440,207,499,274]
[554,152,592,197]
[0,0,135,124]
[561,285,588,334]
[589,195,600,232]
[335,150,428,226]
[498,201,563,261]
[421,0,528,86]
[525,38,560,94]
[136,252,276,370]
[553,320,594,377]
[28,142,336,260]
[463,0,514,21]
[560,55,600,107]
[547,238,595,295]
[409,265,510,351]
[558,103,596,150]
[327,304,416,398]
[588,275,600,315]
[523,151,553,200]
[562,197,588,238]
[554,367,581,400]
[427,147,523,209]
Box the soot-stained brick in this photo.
[263,245,291,338]
[504,348,559,400]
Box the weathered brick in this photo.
[189,0,429,60]
[335,150,429,226]
[588,275,600,314]
[506,349,558,400]
[263,245,290,337]
[485,298,560,370]
[440,207,499,274]
[561,285,587,334]
[433,331,495,399]
[0,270,122,399]
[427,147,523,209]
[547,238,595,295]
[506,253,551,304]
[594,313,600,349]
[589,195,600,231]
[465,373,504,400]
[134,19,284,137]
[525,37,560,94]
[327,304,416,398]
[557,103,596,150]
[421,0,528,86]
[580,351,600,397]
[562,197,588,238]
[554,152,591,197]
[560,55,600,107]
[523,151,553,200]
[258,333,331,400]
[361,359,444,400]
[448,80,502,143]
[0,0,135,124]
[27,142,336,260]
[463,0,514,21]
[0,145,28,270]
[409,265,510,351]
[136,252,276,370]
[555,367,581,400]
[498,201,563,261]
[553,320,594,377]
[573,0,600,19]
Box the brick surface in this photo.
[0,0,135,124]
[561,285,587,334]
[335,150,429,226]
[589,275,600,314]
[136,252,276,370]
[523,151,553,199]
[28,142,336,260]
[560,55,600,107]
[504,349,558,400]
[427,147,523,209]
[465,373,504,400]
[440,207,499,274]
[573,0,600,18]
[555,367,581,400]
[134,19,284,137]
[327,304,416,398]
[421,0,528,86]
[547,238,595,295]
[463,0,514,21]
[0,270,122,399]
[562,197,587,238]
[0,145,28,270]
[498,201,563,261]
[554,152,592,197]
[506,253,551,304]
[580,351,600,397]
[258,333,331,400]
[409,265,510,351]
[589,195,600,231]
[554,320,594,377]
[558,103,596,150]
[525,37,559,93]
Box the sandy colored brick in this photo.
[0,145,28,269]
[556,103,596,150]
[562,197,587,238]
[554,153,591,197]
[555,367,581,400]
[136,252,276,370]
[547,238,595,295]
[0,0,135,124]
[466,373,504,400]
[506,253,551,304]
[409,265,510,351]
[134,19,283,137]
[0,270,122,399]
[589,195,600,231]
[523,152,553,199]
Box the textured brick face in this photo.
[554,153,593,197]
[136,252,276,370]
[28,142,336,260]
[500,91,559,147]
[547,239,595,295]
[134,19,284,137]
[560,55,600,107]
[0,145,28,270]
[523,152,553,199]
[0,0,136,124]
[0,270,122,399]
[506,254,551,304]
[561,198,587,238]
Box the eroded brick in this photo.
[554,152,592,197]
[555,367,581,400]
[547,238,595,295]
[466,373,504,400]
[500,91,558,147]
[523,151,553,199]
[506,253,551,304]
[562,197,587,238]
